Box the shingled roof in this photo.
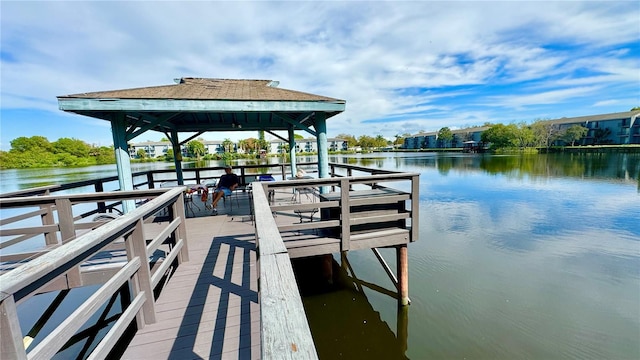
[57,77,346,135]
[60,78,344,103]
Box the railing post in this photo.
[340,178,350,251]
[124,218,156,326]
[0,295,27,360]
[40,203,58,246]
[55,199,82,288]
[195,169,201,185]
[146,172,155,189]
[95,182,106,213]
[410,174,420,243]
[173,192,189,263]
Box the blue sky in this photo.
[1,1,639,150]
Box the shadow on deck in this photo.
[122,212,259,359]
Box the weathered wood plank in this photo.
[28,257,141,360]
[277,219,339,232]
[253,185,287,256]
[260,252,317,359]
[0,207,47,226]
[350,228,410,241]
[0,295,27,360]
[87,292,146,360]
[287,243,342,259]
[349,212,410,226]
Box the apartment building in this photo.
[402,111,640,149]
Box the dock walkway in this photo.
[123,197,260,359]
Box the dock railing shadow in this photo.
[165,234,258,359]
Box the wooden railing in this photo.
[261,164,420,254]
[252,163,419,357]
[252,184,318,359]
[0,162,419,358]
[0,187,189,359]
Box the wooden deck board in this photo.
[122,185,410,359]
[122,201,260,360]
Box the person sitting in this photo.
[211,165,239,215]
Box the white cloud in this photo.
[1,1,639,147]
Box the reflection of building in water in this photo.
[403,110,640,149]
[403,153,639,182]
[293,255,409,360]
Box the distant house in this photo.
[268,138,347,153]
[129,137,348,158]
[128,141,172,158]
[402,111,640,149]
[202,140,225,154]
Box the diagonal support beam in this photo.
[272,113,317,137]
[126,113,179,142]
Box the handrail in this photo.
[261,171,419,244]
[0,189,180,264]
[0,187,189,359]
[252,184,318,359]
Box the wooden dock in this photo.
[1,163,418,359]
[122,209,260,359]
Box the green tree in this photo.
[438,127,453,148]
[10,136,53,153]
[481,124,519,149]
[237,139,247,153]
[562,125,588,146]
[512,122,535,148]
[240,137,264,154]
[337,133,358,148]
[136,148,147,159]
[53,138,91,157]
[394,134,408,146]
[257,131,269,152]
[374,135,388,148]
[164,148,174,161]
[93,146,115,164]
[531,120,561,148]
[221,138,234,153]
[358,135,375,149]
[187,139,206,159]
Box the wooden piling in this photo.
[397,244,409,306]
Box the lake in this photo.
[1,152,639,359]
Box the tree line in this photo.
[0,136,115,169]
[0,132,402,169]
[479,121,589,150]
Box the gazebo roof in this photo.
[57,78,346,134]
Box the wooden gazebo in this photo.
[57,78,346,211]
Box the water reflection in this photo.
[294,256,409,360]
[401,153,639,183]
[344,152,640,360]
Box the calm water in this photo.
[308,153,640,360]
[1,153,639,359]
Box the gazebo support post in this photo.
[288,125,297,178]
[315,112,329,193]
[170,130,185,185]
[111,114,136,213]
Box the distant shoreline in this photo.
[392,145,640,154]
